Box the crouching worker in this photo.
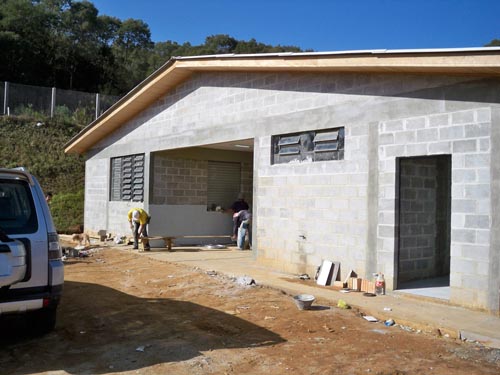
[127,208,151,251]
[236,210,252,250]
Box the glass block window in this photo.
[110,153,145,201]
[272,127,344,164]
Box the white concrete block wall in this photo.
[85,159,147,236]
[84,159,109,234]
[84,70,498,310]
[94,73,472,154]
[378,108,492,307]
[255,126,370,277]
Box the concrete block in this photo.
[464,154,490,168]
[384,145,405,157]
[451,228,476,243]
[395,131,416,144]
[405,117,426,130]
[452,169,476,183]
[384,120,404,132]
[379,133,395,145]
[461,275,489,290]
[452,184,465,198]
[476,261,489,276]
[439,126,464,140]
[417,128,438,142]
[452,139,477,153]
[479,138,490,152]
[429,113,449,127]
[452,153,465,168]
[451,258,476,275]
[452,110,474,124]
[451,213,466,228]
[464,215,490,229]
[428,141,451,154]
[406,143,428,155]
[378,211,395,225]
[474,108,490,122]
[464,184,490,200]
[461,244,490,261]
[476,230,490,245]
[378,198,396,211]
[464,123,490,138]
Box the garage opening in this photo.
[395,155,451,299]
[149,139,254,249]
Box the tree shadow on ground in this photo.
[0,281,284,375]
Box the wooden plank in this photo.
[175,235,231,239]
[142,235,232,252]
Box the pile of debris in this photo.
[310,260,386,296]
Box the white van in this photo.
[0,168,63,334]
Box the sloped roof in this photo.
[65,47,500,154]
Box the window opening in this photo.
[110,153,145,201]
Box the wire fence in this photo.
[2,81,119,124]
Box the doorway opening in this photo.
[395,155,451,300]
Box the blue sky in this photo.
[90,0,500,51]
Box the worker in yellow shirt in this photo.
[127,208,151,251]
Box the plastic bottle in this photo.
[375,273,385,295]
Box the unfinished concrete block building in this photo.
[65,48,500,313]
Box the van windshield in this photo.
[0,179,38,234]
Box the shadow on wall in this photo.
[0,281,284,375]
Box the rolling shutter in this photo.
[207,161,241,210]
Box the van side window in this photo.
[0,180,38,234]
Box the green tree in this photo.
[485,39,500,47]
[112,18,153,92]
[1,1,306,95]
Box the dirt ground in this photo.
[1,244,500,375]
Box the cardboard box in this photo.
[366,281,376,294]
[333,281,345,288]
[361,279,369,292]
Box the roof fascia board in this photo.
[174,53,500,72]
[65,60,189,154]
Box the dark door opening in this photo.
[395,155,451,293]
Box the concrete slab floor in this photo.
[398,276,451,300]
[122,245,500,349]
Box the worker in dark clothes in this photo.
[230,193,249,241]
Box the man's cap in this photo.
[132,210,140,220]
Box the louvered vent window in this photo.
[272,127,344,164]
[110,153,145,201]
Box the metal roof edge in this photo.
[172,47,500,60]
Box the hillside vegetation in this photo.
[0,1,310,233]
[1,0,306,96]
[0,116,85,233]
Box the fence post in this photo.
[95,93,100,120]
[50,87,56,118]
[3,81,9,116]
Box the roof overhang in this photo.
[64,47,500,154]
